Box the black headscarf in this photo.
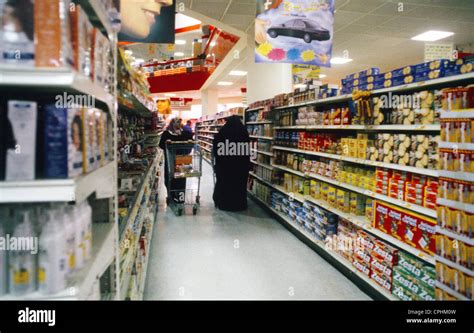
[217,115,249,143]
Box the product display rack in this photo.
[0,2,120,300]
[246,72,474,300]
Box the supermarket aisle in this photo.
[144,162,371,300]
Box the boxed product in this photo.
[356,230,375,252]
[70,4,93,76]
[336,189,350,213]
[392,281,417,300]
[5,101,37,181]
[354,246,372,265]
[0,0,72,68]
[371,256,394,279]
[371,266,392,291]
[353,256,371,277]
[42,105,84,179]
[83,108,97,173]
[398,251,436,289]
[373,200,437,255]
[372,239,398,265]
[385,66,414,79]
[393,266,435,300]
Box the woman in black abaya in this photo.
[212,116,250,211]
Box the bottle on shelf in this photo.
[9,210,36,296]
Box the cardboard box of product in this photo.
[393,266,435,300]
[353,256,371,277]
[372,239,398,265]
[392,281,417,301]
[370,256,394,279]
[371,266,392,291]
[398,251,436,289]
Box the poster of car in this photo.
[117,0,176,43]
[255,0,334,67]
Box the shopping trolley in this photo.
[164,140,202,216]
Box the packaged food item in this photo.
[82,108,97,173]
[70,4,93,76]
[353,256,371,277]
[393,266,435,300]
[371,266,392,291]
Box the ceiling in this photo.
[181,0,474,86]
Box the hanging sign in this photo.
[255,0,334,67]
[292,64,320,84]
[424,43,453,62]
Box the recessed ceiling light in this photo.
[229,70,247,76]
[319,74,327,78]
[217,81,233,86]
[165,93,176,97]
[174,52,184,57]
[411,30,454,42]
[330,57,353,65]
[175,39,186,45]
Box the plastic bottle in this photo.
[72,205,85,270]
[38,209,67,294]
[0,208,8,295]
[81,201,93,261]
[63,206,77,275]
[9,210,36,295]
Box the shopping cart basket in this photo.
[164,140,202,216]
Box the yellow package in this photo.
[366,198,374,222]
[467,275,473,299]
[284,173,292,193]
[321,182,329,201]
[327,185,336,206]
[357,133,369,140]
[303,179,310,196]
[292,176,300,194]
[341,138,349,156]
[310,179,317,197]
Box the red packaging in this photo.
[353,256,371,277]
[356,230,376,252]
[370,266,392,291]
[370,256,394,279]
[372,239,398,265]
[354,247,372,265]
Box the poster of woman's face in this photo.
[118,0,175,43]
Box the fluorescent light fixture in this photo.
[411,30,454,41]
[175,39,186,45]
[217,81,233,86]
[229,70,247,76]
[319,74,327,78]
[164,93,176,97]
[174,52,185,57]
[124,50,133,55]
[330,57,353,64]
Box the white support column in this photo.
[246,36,293,104]
[201,89,219,116]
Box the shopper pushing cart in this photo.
[159,118,202,216]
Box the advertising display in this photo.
[255,0,334,66]
[118,0,176,43]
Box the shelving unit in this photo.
[0,2,120,300]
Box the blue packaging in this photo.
[414,69,444,82]
[346,67,380,81]
[414,59,451,73]
[43,105,83,179]
[385,66,414,79]
[384,75,414,88]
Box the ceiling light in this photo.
[124,50,133,55]
[330,57,353,65]
[217,81,233,86]
[319,74,327,78]
[175,39,186,45]
[174,52,184,57]
[229,70,247,76]
[294,84,307,89]
[411,30,454,42]
[165,93,176,97]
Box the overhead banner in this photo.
[118,0,176,43]
[292,64,321,84]
[255,0,334,67]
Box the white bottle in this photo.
[63,206,77,276]
[38,210,67,294]
[0,209,8,295]
[72,205,85,270]
[9,210,36,295]
[81,202,93,261]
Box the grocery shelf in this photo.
[199,130,218,134]
[0,162,116,204]
[373,72,474,94]
[304,171,436,218]
[435,255,474,277]
[273,94,352,110]
[435,281,469,301]
[0,222,116,300]
[249,135,274,140]
[250,160,273,170]
[86,0,115,37]
[274,124,440,131]
[440,110,474,119]
[271,164,306,177]
[200,145,212,153]
[252,149,273,157]
[137,210,156,300]
[436,227,474,246]
[246,121,273,125]
[438,170,473,182]
[0,67,114,112]
[247,107,264,112]
[272,146,438,177]
[197,134,214,140]
[437,198,474,214]
[247,191,397,301]
[249,172,275,189]
[438,141,474,150]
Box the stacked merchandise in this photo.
[435,89,474,300]
[301,202,338,242]
[341,59,474,94]
[0,203,93,297]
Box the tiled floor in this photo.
[144,162,371,300]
